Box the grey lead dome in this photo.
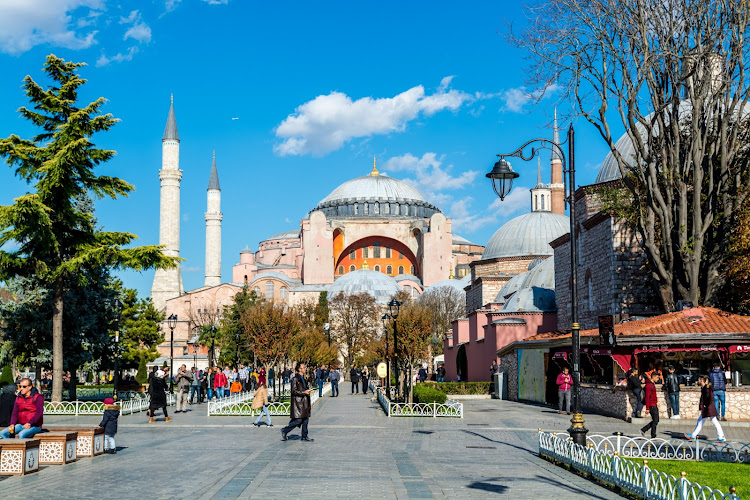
[482,211,569,260]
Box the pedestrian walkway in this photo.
[0,392,682,499]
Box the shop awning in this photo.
[611,354,631,372]
[634,345,728,354]
[553,347,631,372]
[729,345,750,353]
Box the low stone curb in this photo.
[447,394,492,400]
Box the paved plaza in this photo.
[2,392,748,499]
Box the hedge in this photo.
[413,384,447,404]
[422,382,491,395]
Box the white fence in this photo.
[44,393,176,416]
[555,432,750,464]
[538,431,741,500]
[375,387,462,418]
[207,383,323,417]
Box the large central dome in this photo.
[312,164,441,219]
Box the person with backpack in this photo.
[708,363,727,421]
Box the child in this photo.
[230,379,242,394]
[98,397,120,454]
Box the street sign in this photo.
[376,362,387,379]
[598,315,616,347]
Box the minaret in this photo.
[151,95,184,311]
[550,108,566,215]
[204,151,222,287]
[530,157,551,212]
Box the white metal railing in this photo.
[43,393,176,416]
[375,387,463,418]
[207,382,310,416]
[41,389,148,401]
[538,431,741,500]
[554,432,750,464]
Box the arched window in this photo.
[541,195,545,210]
[354,204,359,215]
[374,242,381,258]
[280,287,288,299]
[410,265,415,275]
[374,265,381,272]
[374,202,380,214]
[338,266,344,275]
[349,249,356,260]
[410,286,418,298]
[350,265,356,272]
[386,265,393,275]
[398,265,404,274]
[364,203,369,215]
[243,275,248,283]
[363,247,368,259]
[252,286,260,296]
[534,195,538,211]
[265,281,275,299]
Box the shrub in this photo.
[0,365,13,386]
[136,356,148,385]
[422,381,491,395]
[413,384,447,404]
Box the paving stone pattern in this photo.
[1,393,748,499]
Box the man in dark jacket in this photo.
[0,383,18,428]
[281,362,313,442]
[350,366,360,394]
[708,363,727,421]
[627,369,643,418]
[664,365,680,419]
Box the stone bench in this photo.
[45,426,104,457]
[0,438,40,475]
[37,432,77,465]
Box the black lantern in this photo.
[486,157,520,201]
[387,298,401,318]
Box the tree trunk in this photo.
[34,365,42,392]
[52,278,64,402]
[69,365,78,401]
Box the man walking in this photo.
[709,363,727,421]
[316,365,328,397]
[175,364,192,413]
[281,362,314,442]
[189,367,201,405]
[239,364,249,392]
[329,368,340,397]
[664,365,680,419]
[628,368,644,419]
[640,372,659,438]
[350,365,360,394]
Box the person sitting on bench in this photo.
[0,378,44,439]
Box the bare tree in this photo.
[418,286,465,367]
[510,0,750,310]
[329,292,379,371]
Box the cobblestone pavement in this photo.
[2,393,748,499]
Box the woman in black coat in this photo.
[148,371,170,423]
[280,363,313,442]
[0,383,17,427]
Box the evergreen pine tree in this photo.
[0,365,13,386]
[136,356,148,385]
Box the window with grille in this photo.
[350,265,356,272]
[386,265,393,275]
[350,249,356,260]
[280,287,288,299]
[363,247,368,259]
[385,246,391,258]
[338,266,344,274]
[410,265,415,275]
[374,242,381,258]
[374,265,380,272]
[265,281,274,299]
[398,265,404,274]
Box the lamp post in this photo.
[381,314,391,395]
[167,313,177,393]
[387,298,402,398]
[193,344,199,370]
[235,332,241,367]
[489,124,587,446]
[113,298,122,401]
[209,325,217,369]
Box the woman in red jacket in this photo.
[556,367,572,415]
[640,372,659,438]
[684,375,726,443]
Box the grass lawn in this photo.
[625,458,749,495]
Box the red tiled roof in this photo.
[523,307,750,342]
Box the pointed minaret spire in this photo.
[205,150,223,287]
[551,108,561,161]
[163,94,179,141]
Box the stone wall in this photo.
[499,352,518,401]
[580,385,750,421]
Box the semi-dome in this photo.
[501,286,556,312]
[482,211,569,260]
[265,230,300,241]
[494,257,555,304]
[312,165,441,219]
[423,279,466,294]
[327,269,401,304]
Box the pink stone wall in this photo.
[421,213,452,287]
[302,211,334,284]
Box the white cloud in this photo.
[203,0,229,4]
[449,186,530,234]
[181,265,202,273]
[500,83,561,113]
[164,0,182,12]
[384,153,478,192]
[274,79,475,156]
[96,46,139,67]
[0,0,103,55]
[120,10,151,43]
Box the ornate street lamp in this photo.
[167,313,178,393]
[387,298,402,398]
[489,124,587,446]
[193,344,199,370]
[486,157,520,201]
[209,324,217,369]
[113,298,122,401]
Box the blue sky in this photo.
[0,0,617,298]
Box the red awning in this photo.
[553,351,567,359]
[611,354,631,372]
[634,346,728,354]
[729,345,750,353]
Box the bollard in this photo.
[616,432,622,455]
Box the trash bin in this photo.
[493,372,508,400]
